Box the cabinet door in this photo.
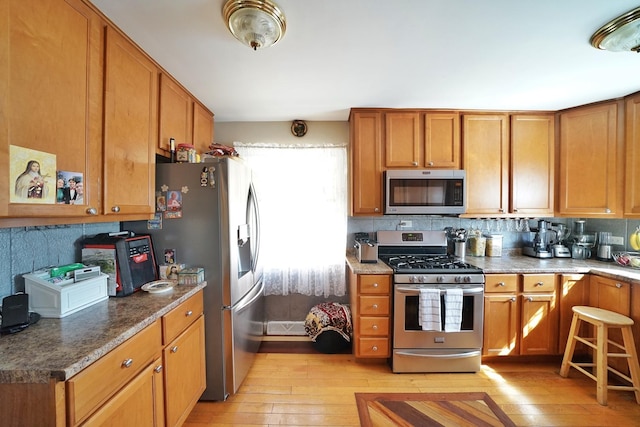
[0,0,102,218]
[424,112,460,168]
[589,275,631,316]
[193,102,214,155]
[558,274,589,354]
[385,112,421,167]
[463,114,509,215]
[82,358,164,427]
[520,293,558,355]
[510,114,554,216]
[624,92,640,216]
[103,26,157,217]
[483,294,519,356]
[158,73,193,156]
[558,102,622,217]
[164,315,206,427]
[350,110,383,215]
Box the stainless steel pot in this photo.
[354,238,378,263]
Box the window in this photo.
[235,142,347,297]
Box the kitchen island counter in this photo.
[0,282,206,384]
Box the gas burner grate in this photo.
[380,254,481,273]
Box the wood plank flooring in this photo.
[184,347,640,426]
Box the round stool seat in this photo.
[572,306,634,327]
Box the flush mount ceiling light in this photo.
[223,0,286,51]
[590,6,640,52]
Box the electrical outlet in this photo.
[400,220,412,228]
[610,236,624,245]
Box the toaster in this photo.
[354,237,378,264]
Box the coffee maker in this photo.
[522,220,553,258]
[596,231,613,261]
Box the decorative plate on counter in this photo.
[141,280,177,293]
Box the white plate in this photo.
[141,280,177,294]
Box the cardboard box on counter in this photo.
[178,267,204,285]
[159,264,185,280]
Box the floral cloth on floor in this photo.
[304,302,352,342]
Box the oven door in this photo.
[393,285,484,350]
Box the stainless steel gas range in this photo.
[377,230,485,373]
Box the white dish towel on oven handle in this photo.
[418,289,441,331]
[444,288,463,332]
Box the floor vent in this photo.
[266,321,306,336]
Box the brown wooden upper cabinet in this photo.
[384,111,460,169]
[103,26,157,217]
[625,92,640,217]
[0,0,103,219]
[557,101,623,218]
[350,110,383,215]
[158,74,214,158]
[463,113,554,216]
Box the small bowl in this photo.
[612,252,640,268]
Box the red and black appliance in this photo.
[81,232,157,296]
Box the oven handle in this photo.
[395,286,484,295]
[395,350,482,359]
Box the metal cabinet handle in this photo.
[616,283,622,288]
[510,297,517,302]
[86,207,97,215]
[154,365,163,373]
[372,325,378,330]
[171,346,179,353]
[427,161,434,166]
[498,282,505,287]
[412,161,418,166]
[121,358,133,368]
[372,304,378,309]
[535,281,544,287]
[527,296,533,302]
[111,206,121,213]
[374,207,380,212]
[372,346,378,352]
[605,208,611,213]
[185,310,193,317]
[372,283,379,288]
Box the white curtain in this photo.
[234,142,348,297]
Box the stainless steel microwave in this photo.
[384,169,466,215]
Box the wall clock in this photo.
[291,120,307,137]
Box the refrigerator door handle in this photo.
[248,182,261,274]
[224,279,264,312]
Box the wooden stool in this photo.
[560,306,640,405]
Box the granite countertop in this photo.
[346,253,640,285]
[0,283,206,384]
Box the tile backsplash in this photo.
[0,223,119,298]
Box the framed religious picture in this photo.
[10,145,57,204]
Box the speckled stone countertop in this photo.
[346,253,640,284]
[0,283,206,384]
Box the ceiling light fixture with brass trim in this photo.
[590,6,640,52]
[223,0,286,51]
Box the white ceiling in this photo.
[90,0,640,122]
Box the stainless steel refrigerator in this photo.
[124,156,263,401]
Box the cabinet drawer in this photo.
[67,320,162,426]
[162,290,204,344]
[357,337,389,357]
[359,296,390,315]
[359,316,390,336]
[359,275,390,294]
[485,274,518,293]
[522,274,555,292]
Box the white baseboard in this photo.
[266,321,306,336]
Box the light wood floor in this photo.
[184,352,640,426]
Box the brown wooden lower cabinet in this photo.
[483,273,559,357]
[349,271,392,358]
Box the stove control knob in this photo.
[455,276,463,283]
[437,276,445,283]
[419,276,427,283]
[464,276,472,283]
[410,275,419,283]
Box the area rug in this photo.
[355,392,516,427]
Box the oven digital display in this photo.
[401,233,423,242]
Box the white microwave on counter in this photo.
[384,169,466,215]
